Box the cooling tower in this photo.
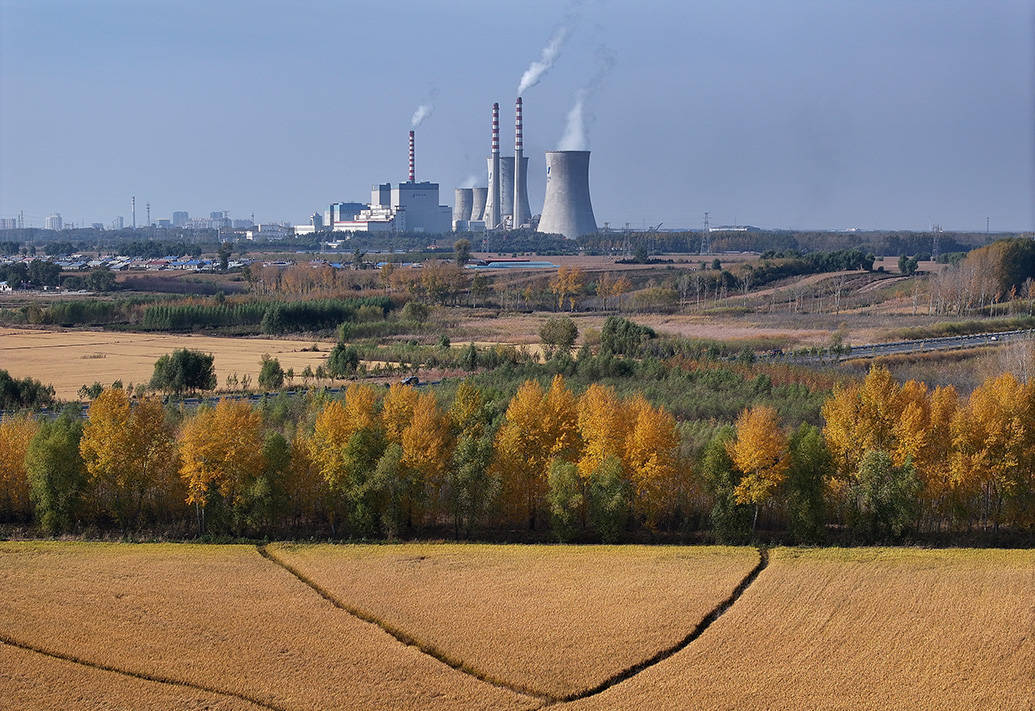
[486,103,501,229]
[470,187,488,222]
[537,150,597,239]
[513,97,531,228]
[486,156,520,220]
[454,188,473,226]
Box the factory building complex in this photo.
[295,97,596,240]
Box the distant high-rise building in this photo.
[156,219,171,229]
[44,213,63,231]
[172,211,189,227]
[113,216,124,229]
[0,218,17,229]
[210,211,226,220]
[91,222,104,230]
[232,218,254,229]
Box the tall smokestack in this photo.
[537,150,597,239]
[486,102,501,230]
[513,97,531,228]
[408,130,415,182]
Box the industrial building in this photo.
[297,130,451,235]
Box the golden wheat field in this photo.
[0,542,536,711]
[563,547,1035,711]
[1,542,1031,711]
[267,543,759,698]
[0,328,336,399]
[0,644,264,711]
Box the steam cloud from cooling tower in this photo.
[558,46,617,151]
[517,27,568,94]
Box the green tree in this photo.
[327,342,360,378]
[547,460,583,542]
[454,238,472,267]
[785,423,830,544]
[446,432,498,539]
[898,254,919,276]
[539,316,579,357]
[400,301,429,324]
[700,426,752,544]
[27,410,87,533]
[851,449,922,542]
[587,456,630,543]
[257,354,285,390]
[150,349,216,394]
[85,267,117,292]
[239,431,291,533]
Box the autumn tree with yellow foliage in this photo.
[0,415,39,520]
[80,388,178,530]
[727,405,790,531]
[178,399,265,533]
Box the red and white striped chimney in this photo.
[515,96,522,152]
[491,102,499,157]
[408,130,415,182]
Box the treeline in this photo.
[577,230,993,257]
[0,369,55,410]
[1,365,1029,542]
[0,260,62,288]
[1,294,395,334]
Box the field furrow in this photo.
[561,547,1035,710]
[0,642,266,711]
[266,543,760,699]
[0,542,538,711]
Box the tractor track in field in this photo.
[0,634,283,711]
[257,543,770,708]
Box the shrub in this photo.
[327,343,360,378]
[257,354,285,390]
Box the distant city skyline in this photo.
[1,0,1032,232]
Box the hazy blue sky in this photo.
[1,0,1032,231]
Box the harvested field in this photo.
[0,643,263,711]
[0,542,536,711]
[563,547,1035,711]
[0,328,336,399]
[266,543,759,699]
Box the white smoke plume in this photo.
[557,45,616,150]
[411,103,433,128]
[517,27,569,95]
[460,174,480,188]
[558,90,587,150]
[410,88,439,128]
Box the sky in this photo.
[1,0,1032,232]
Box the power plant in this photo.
[537,150,597,239]
[296,94,599,239]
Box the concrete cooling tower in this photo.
[470,187,488,222]
[537,150,597,239]
[485,156,527,222]
[454,188,473,228]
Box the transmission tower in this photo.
[931,224,942,260]
[699,211,710,255]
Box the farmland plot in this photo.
[0,542,537,711]
[267,543,760,699]
[563,547,1035,710]
[0,643,263,711]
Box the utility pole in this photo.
[146,202,151,228]
[131,196,136,229]
[986,216,990,234]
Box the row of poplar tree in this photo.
[0,365,1031,542]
